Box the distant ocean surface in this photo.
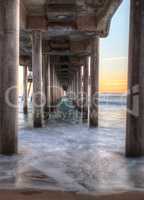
[99,93,127,105]
[18,93,127,128]
[18,93,127,106]
[18,93,127,129]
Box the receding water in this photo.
[0,96,144,193]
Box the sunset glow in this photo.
[99,57,128,93]
[99,0,129,94]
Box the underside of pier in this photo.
[0,0,144,158]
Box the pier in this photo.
[0,0,143,159]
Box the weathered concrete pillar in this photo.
[48,56,51,110]
[89,37,99,127]
[76,72,79,98]
[80,66,84,118]
[78,68,82,95]
[42,55,46,106]
[53,65,57,105]
[42,54,49,112]
[46,56,50,111]
[0,0,19,154]
[32,31,43,127]
[56,75,59,103]
[57,79,60,100]
[126,0,144,157]
[23,66,28,114]
[72,74,75,100]
[72,75,76,102]
[83,59,88,122]
[71,77,74,93]
[77,68,82,109]
[50,57,54,111]
[76,71,79,96]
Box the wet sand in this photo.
[0,190,144,200]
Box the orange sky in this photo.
[99,57,128,93]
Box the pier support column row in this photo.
[0,0,19,154]
[126,0,144,157]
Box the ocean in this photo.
[0,94,144,193]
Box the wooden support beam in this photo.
[126,0,144,157]
[0,0,19,154]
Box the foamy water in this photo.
[0,97,144,193]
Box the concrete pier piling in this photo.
[23,66,28,114]
[126,0,144,157]
[89,37,99,127]
[32,31,43,127]
[0,0,19,154]
[83,58,88,122]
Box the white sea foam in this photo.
[0,100,144,193]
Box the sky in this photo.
[99,0,130,93]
